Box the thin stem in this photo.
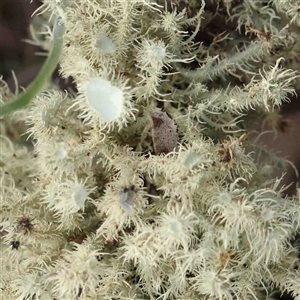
[0,17,65,117]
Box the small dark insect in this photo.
[10,241,20,250]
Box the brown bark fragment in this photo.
[150,108,178,155]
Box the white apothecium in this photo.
[86,78,124,123]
